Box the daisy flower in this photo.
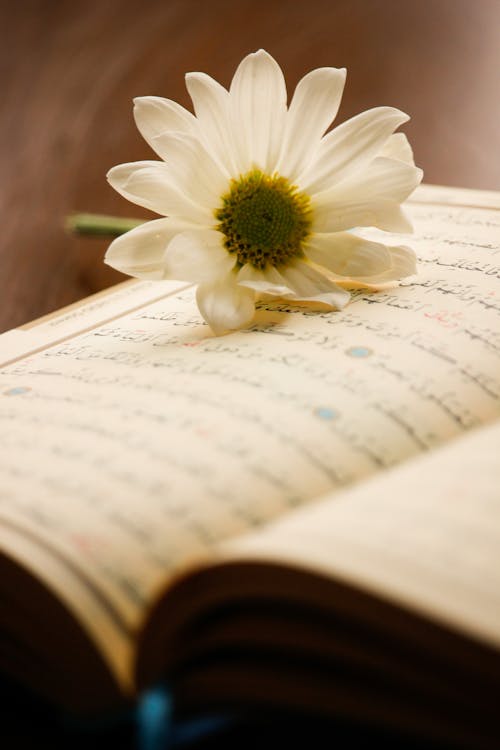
[105,50,423,334]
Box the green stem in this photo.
[66,213,146,237]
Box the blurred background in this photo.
[2,0,500,333]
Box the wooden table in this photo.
[2,0,500,333]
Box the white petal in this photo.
[320,157,423,205]
[298,106,410,194]
[196,275,256,334]
[277,67,346,180]
[279,260,350,308]
[385,245,417,278]
[312,196,414,234]
[354,245,417,283]
[104,217,185,279]
[107,161,211,224]
[353,157,422,202]
[236,263,294,296]
[133,97,197,159]
[147,131,229,210]
[185,72,238,176]
[164,230,235,282]
[306,232,392,278]
[229,49,287,173]
[311,157,422,234]
[381,133,415,165]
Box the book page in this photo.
[0,522,134,692]
[0,278,190,364]
[0,188,499,675]
[225,418,500,650]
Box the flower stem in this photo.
[66,213,145,237]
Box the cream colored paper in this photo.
[228,419,500,650]
[0,189,499,676]
[0,523,134,689]
[0,279,190,367]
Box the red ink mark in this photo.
[424,310,463,328]
[196,428,211,438]
[70,533,101,554]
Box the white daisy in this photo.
[105,50,423,334]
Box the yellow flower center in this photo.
[215,169,312,270]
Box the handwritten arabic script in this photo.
[0,200,499,630]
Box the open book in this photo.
[1,184,500,748]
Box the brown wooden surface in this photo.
[2,0,500,332]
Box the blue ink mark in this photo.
[345,346,372,358]
[315,407,339,420]
[137,683,173,750]
[4,387,31,396]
